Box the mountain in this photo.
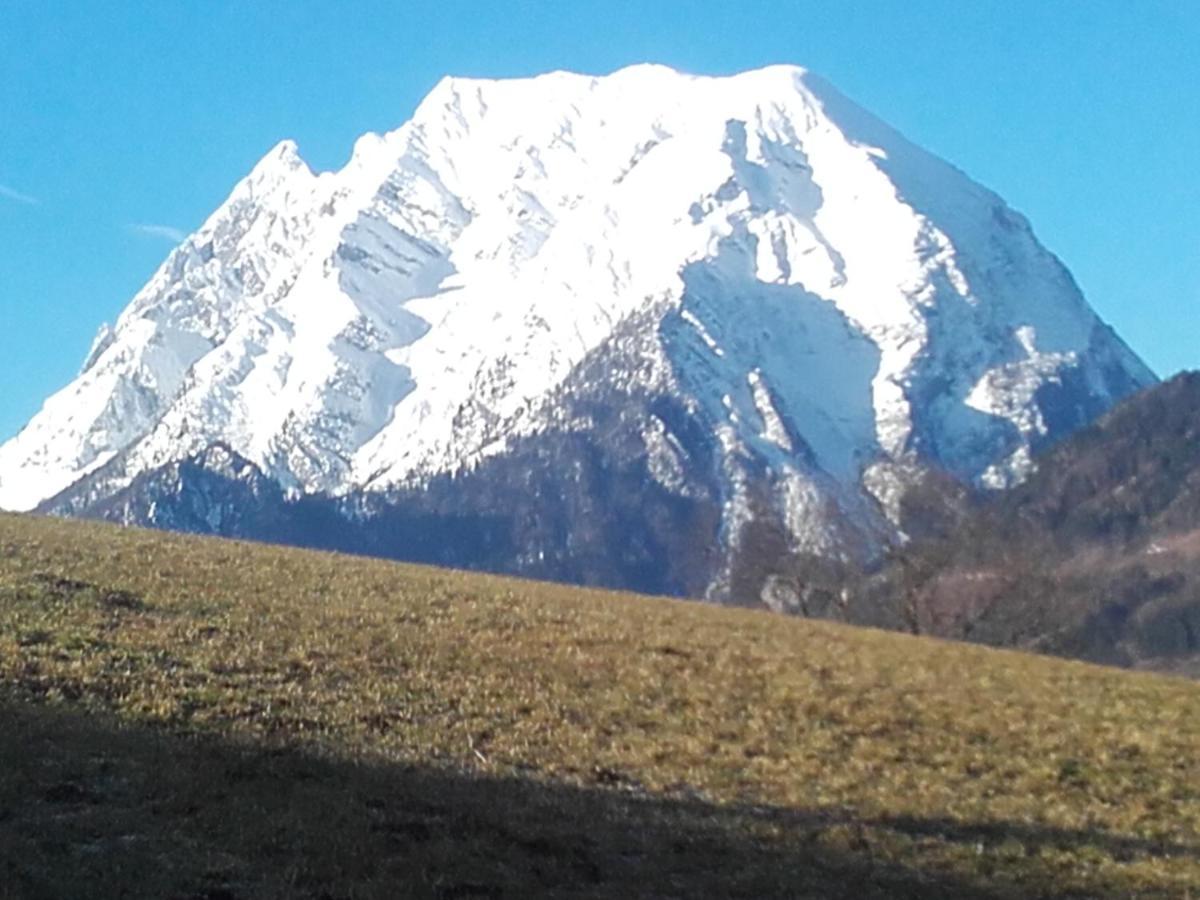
[0,65,1155,598]
[780,373,1200,675]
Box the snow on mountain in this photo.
[0,64,1155,597]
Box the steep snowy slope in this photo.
[0,65,1155,598]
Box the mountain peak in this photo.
[248,138,309,178]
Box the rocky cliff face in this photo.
[0,64,1155,598]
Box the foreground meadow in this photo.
[0,513,1197,898]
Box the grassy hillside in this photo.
[1,513,1198,898]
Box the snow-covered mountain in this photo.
[0,64,1155,599]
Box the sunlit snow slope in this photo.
[0,65,1155,598]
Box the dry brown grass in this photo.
[1,512,1198,898]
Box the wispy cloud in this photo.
[129,223,186,243]
[0,183,38,205]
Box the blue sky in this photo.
[1,1,1197,442]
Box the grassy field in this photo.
[0,512,1198,898]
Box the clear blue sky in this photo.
[1,1,1197,442]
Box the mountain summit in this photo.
[0,65,1155,598]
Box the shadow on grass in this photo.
[0,694,1190,900]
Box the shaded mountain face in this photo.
[765,374,1200,675]
[0,65,1154,599]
